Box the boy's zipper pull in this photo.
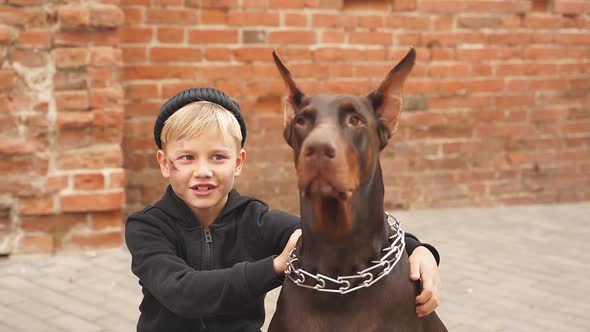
[204,228,212,243]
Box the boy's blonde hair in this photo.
[160,101,243,150]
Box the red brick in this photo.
[153,0,183,4]
[93,109,124,128]
[19,196,55,215]
[90,87,123,108]
[188,29,238,44]
[321,30,345,43]
[69,230,122,248]
[268,31,316,44]
[124,101,162,116]
[122,7,142,26]
[120,27,153,44]
[456,48,499,62]
[200,9,227,24]
[160,82,205,99]
[196,64,252,80]
[58,147,122,170]
[9,48,48,67]
[150,47,202,63]
[421,0,465,12]
[192,0,238,8]
[126,83,159,99]
[233,47,273,62]
[386,15,430,30]
[146,8,199,25]
[392,0,416,11]
[55,90,90,111]
[17,30,52,48]
[91,211,123,230]
[554,1,590,14]
[157,27,185,43]
[57,6,89,29]
[358,15,384,29]
[18,234,54,253]
[57,111,94,129]
[21,214,87,233]
[89,47,122,66]
[311,14,355,28]
[488,32,533,45]
[0,27,11,45]
[123,65,196,80]
[205,48,232,61]
[342,0,387,10]
[269,0,307,9]
[314,47,361,61]
[122,47,147,63]
[108,171,125,189]
[90,6,124,28]
[428,64,470,78]
[524,47,561,60]
[62,191,125,212]
[227,11,279,26]
[46,175,70,193]
[54,31,119,47]
[523,16,561,29]
[285,13,308,26]
[0,71,14,90]
[465,1,530,13]
[53,48,88,68]
[555,33,590,45]
[74,173,105,190]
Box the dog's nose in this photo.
[304,141,336,159]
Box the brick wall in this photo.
[2,0,589,253]
[0,0,126,254]
[123,0,590,217]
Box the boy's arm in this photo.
[125,214,282,319]
[405,233,440,265]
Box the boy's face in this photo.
[156,127,246,223]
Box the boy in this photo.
[125,88,441,332]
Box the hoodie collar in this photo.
[154,185,254,227]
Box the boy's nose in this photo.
[193,162,213,178]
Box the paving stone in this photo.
[0,202,588,332]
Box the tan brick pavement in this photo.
[1,202,589,332]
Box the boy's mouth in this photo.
[190,184,217,196]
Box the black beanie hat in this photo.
[154,87,246,149]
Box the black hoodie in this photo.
[125,185,439,332]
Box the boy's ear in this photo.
[156,150,171,179]
[234,149,247,177]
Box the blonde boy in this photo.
[125,88,441,332]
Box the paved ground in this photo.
[0,202,589,332]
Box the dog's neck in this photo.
[297,164,390,276]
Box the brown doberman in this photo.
[268,49,447,332]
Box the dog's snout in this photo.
[304,141,336,159]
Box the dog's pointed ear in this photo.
[272,50,304,127]
[367,48,415,144]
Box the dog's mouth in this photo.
[302,177,354,200]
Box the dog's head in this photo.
[273,49,415,204]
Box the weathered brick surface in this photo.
[2,1,589,253]
[1,0,125,254]
[121,0,590,220]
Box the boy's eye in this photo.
[212,154,225,161]
[178,155,194,161]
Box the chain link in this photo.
[285,213,406,295]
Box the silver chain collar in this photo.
[285,213,405,295]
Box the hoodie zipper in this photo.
[203,228,213,270]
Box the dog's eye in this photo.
[295,116,307,127]
[347,114,364,127]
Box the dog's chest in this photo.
[273,256,422,332]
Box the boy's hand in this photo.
[273,229,302,276]
[409,246,441,317]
